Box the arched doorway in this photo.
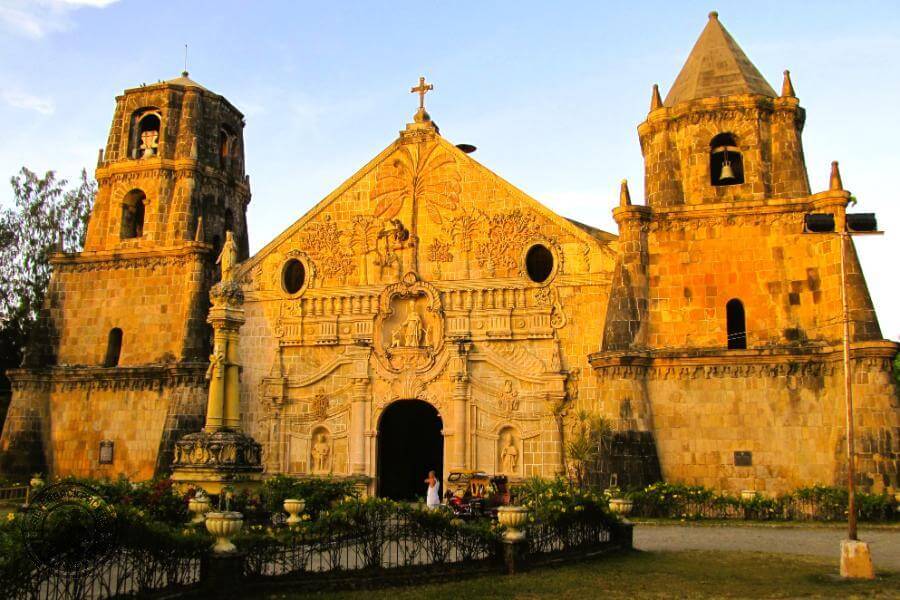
[377,400,443,501]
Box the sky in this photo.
[0,0,898,339]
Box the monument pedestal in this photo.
[171,429,263,495]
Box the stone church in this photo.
[1,13,897,497]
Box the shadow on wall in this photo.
[587,431,662,491]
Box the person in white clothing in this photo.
[425,470,441,509]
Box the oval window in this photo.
[525,244,554,283]
[282,259,306,294]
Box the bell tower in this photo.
[639,12,809,206]
[87,71,250,259]
[0,73,253,480]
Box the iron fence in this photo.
[4,508,624,599]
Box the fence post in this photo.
[200,551,245,597]
[501,538,527,575]
[612,520,634,550]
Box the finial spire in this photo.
[830,161,844,191]
[781,70,795,98]
[650,84,663,111]
[709,10,718,20]
[183,43,188,78]
[410,76,434,123]
[620,179,632,207]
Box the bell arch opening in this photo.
[710,133,744,186]
[377,399,443,501]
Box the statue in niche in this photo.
[312,432,331,473]
[403,299,424,347]
[217,231,239,283]
[498,380,519,413]
[500,432,519,474]
[140,130,158,158]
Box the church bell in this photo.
[718,151,736,183]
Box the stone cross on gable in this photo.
[410,76,433,110]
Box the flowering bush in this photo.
[55,476,189,524]
[511,476,619,529]
[629,482,897,522]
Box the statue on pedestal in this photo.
[217,230,238,283]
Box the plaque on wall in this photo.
[734,451,752,467]
[99,440,114,465]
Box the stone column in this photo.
[448,341,472,471]
[204,329,227,431]
[451,373,469,470]
[204,285,245,432]
[223,328,242,430]
[349,377,369,474]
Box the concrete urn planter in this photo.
[609,498,634,516]
[497,506,529,541]
[205,511,244,553]
[283,498,306,526]
[188,494,212,525]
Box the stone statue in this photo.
[390,326,403,348]
[403,300,424,347]
[312,433,331,473]
[217,230,238,283]
[140,130,158,158]
[501,433,519,474]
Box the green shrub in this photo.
[511,476,619,529]
[261,474,359,518]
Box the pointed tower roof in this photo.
[664,12,776,107]
[165,71,207,91]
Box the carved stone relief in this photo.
[373,272,445,374]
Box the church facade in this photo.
[2,14,898,496]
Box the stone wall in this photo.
[592,348,899,494]
[42,247,211,366]
[1,366,206,479]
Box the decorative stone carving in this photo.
[297,215,355,283]
[374,272,445,373]
[371,141,460,225]
[498,380,520,414]
[476,209,540,276]
[172,430,262,471]
[310,388,329,421]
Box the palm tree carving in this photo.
[372,142,460,228]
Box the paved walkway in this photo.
[633,524,900,570]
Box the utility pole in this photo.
[804,166,881,577]
[838,229,856,541]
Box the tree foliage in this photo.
[0,168,94,374]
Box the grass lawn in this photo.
[251,550,899,599]
[630,518,900,531]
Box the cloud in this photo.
[1,88,54,114]
[0,0,119,39]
